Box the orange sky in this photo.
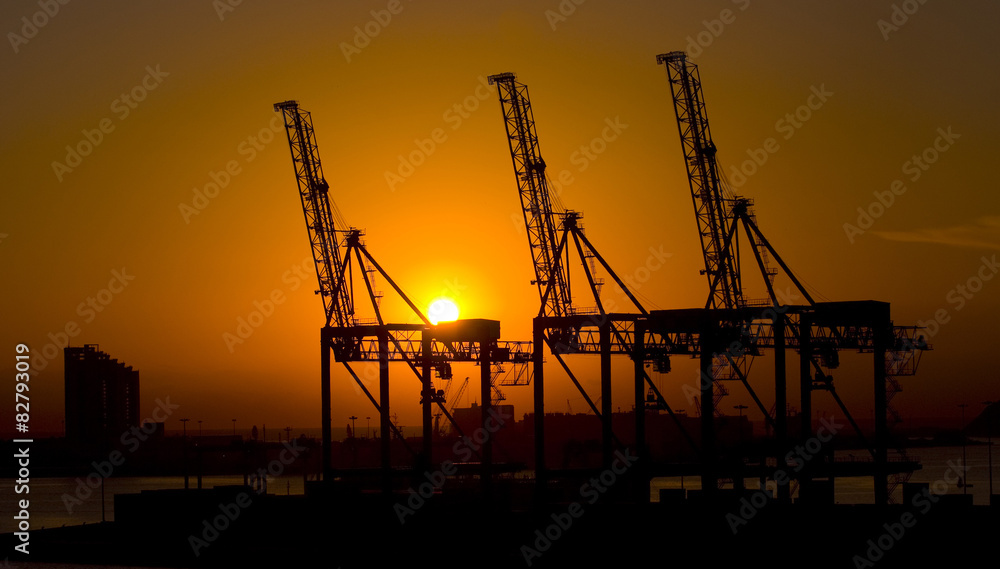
[2,0,999,437]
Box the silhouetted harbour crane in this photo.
[488,73,697,490]
[275,101,531,492]
[656,52,930,503]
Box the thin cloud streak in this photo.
[873,216,1000,250]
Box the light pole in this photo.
[349,415,358,439]
[959,403,970,494]
[180,418,190,491]
[367,416,371,439]
[984,401,995,498]
[232,418,237,437]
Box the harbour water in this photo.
[2,443,994,534]
[649,442,996,505]
[1,474,307,534]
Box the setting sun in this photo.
[427,297,460,325]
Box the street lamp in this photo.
[232,418,237,436]
[959,403,970,494]
[984,401,995,498]
[367,416,371,439]
[349,415,358,439]
[179,418,190,492]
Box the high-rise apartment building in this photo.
[64,344,140,445]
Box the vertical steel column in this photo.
[421,332,433,464]
[798,315,812,500]
[874,326,888,506]
[600,321,613,469]
[773,311,789,502]
[481,332,493,499]
[379,331,391,493]
[321,327,332,482]
[700,322,716,497]
[533,319,546,498]
[634,318,647,503]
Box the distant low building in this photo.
[64,344,140,448]
[141,421,165,442]
[452,402,516,436]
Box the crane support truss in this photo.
[322,319,515,496]
[329,326,532,386]
[529,302,927,502]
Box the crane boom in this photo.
[488,73,571,318]
[657,52,743,310]
[450,377,469,414]
[274,100,353,327]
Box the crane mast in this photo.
[657,52,743,310]
[488,73,572,318]
[274,100,353,327]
